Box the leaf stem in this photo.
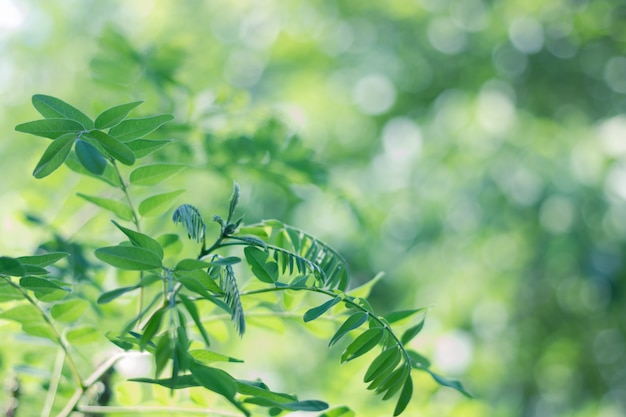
[40,349,65,417]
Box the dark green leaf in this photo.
[154,333,172,377]
[97,285,138,304]
[84,130,135,165]
[16,118,83,139]
[32,133,75,178]
[176,276,214,299]
[227,182,240,223]
[189,363,238,399]
[174,270,222,293]
[95,100,143,129]
[109,114,174,141]
[329,312,368,347]
[244,246,278,283]
[111,220,163,258]
[19,276,64,292]
[393,375,413,416]
[179,295,211,347]
[130,375,199,389]
[236,380,296,402]
[244,397,329,412]
[383,308,426,325]
[0,257,26,277]
[65,151,121,186]
[400,318,425,345]
[126,139,173,158]
[16,252,69,267]
[406,350,431,369]
[95,246,163,270]
[210,256,242,266]
[75,139,107,174]
[364,347,401,383]
[341,327,384,363]
[32,94,93,129]
[138,190,185,217]
[77,193,133,221]
[303,296,341,323]
[140,308,165,349]
[130,164,186,186]
[172,204,205,242]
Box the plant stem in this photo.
[40,349,65,417]
[75,405,242,416]
[3,278,84,390]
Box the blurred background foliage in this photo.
[1,0,625,416]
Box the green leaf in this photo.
[130,164,186,186]
[341,327,384,363]
[175,270,222,294]
[0,257,26,277]
[51,299,89,322]
[383,308,427,325]
[139,190,185,217]
[227,182,240,223]
[189,349,244,364]
[406,350,431,369]
[16,252,69,267]
[0,304,56,340]
[111,220,163,258]
[176,276,215,299]
[95,246,163,270]
[19,276,65,293]
[179,295,211,347]
[75,139,107,175]
[347,272,383,298]
[65,325,100,345]
[32,133,75,178]
[189,363,238,399]
[211,256,241,266]
[109,114,174,141]
[140,308,165,349]
[424,369,472,398]
[236,380,296,403]
[174,259,214,271]
[95,100,143,129]
[126,139,172,158]
[154,333,172,378]
[244,246,278,284]
[393,376,413,416]
[77,193,133,221]
[16,118,83,139]
[375,364,409,397]
[32,94,93,129]
[97,285,139,304]
[65,151,121,186]
[329,312,369,347]
[400,317,425,345]
[0,279,23,302]
[130,375,200,390]
[303,296,341,323]
[317,406,355,417]
[172,204,205,242]
[83,130,135,165]
[364,347,401,383]
[244,397,328,412]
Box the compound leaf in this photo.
[329,312,368,347]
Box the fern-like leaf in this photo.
[172,204,206,243]
[220,262,245,336]
[235,220,348,289]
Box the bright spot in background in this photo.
[539,195,575,234]
[598,115,626,157]
[0,0,24,32]
[116,351,152,379]
[604,56,626,94]
[352,74,396,115]
[605,163,626,202]
[427,17,467,54]
[434,330,474,375]
[472,300,509,340]
[382,117,422,161]
[477,82,516,134]
[508,16,544,54]
[225,49,266,87]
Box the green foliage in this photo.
[2,93,464,416]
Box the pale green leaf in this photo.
[130,164,186,186]
[139,190,185,217]
[77,193,133,221]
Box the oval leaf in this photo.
[303,296,341,323]
[130,164,186,186]
[329,312,369,347]
[97,285,139,304]
[400,318,425,345]
[65,325,100,345]
[111,220,163,258]
[95,100,143,129]
[244,246,278,284]
[393,376,413,416]
[77,193,134,221]
[51,299,89,322]
[17,252,69,267]
[95,246,163,270]
[75,139,107,175]
[84,130,135,165]
[341,327,384,363]
[32,133,75,178]
[32,94,93,129]
[189,363,238,399]
[139,190,185,217]
[126,139,172,158]
[109,114,174,141]
[16,118,84,139]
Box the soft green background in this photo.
[1,0,625,416]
